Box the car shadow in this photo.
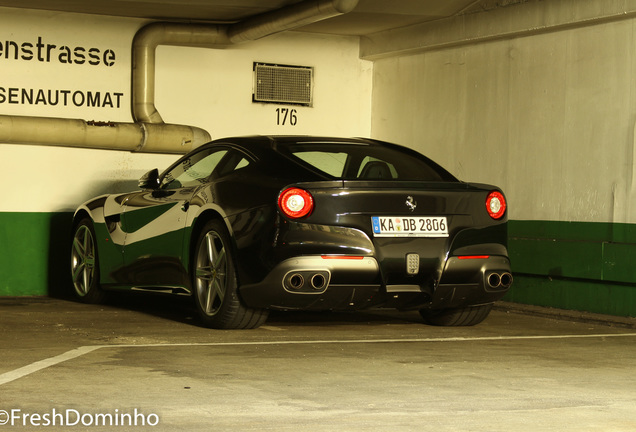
[68,288,425,328]
[101,291,198,325]
[48,212,75,299]
[267,309,425,327]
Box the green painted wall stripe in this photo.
[509,220,636,244]
[1,214,635,318]
[0,212,73,296]
[504,275,636,317]
[508,220,636,317]
[509,220,636,284]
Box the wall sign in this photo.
[0,87,124,108]
[1,34,124,112]
[0,36,116,66]
[276,108,298,126]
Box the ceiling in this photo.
[0,0,501,36]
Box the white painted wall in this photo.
[0,8,135,121]
[371,16,636,224]
[0,7,373,212]
[155,32,372,138]
[9,1,633,225]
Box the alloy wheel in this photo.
[195,230,228,316]
[71,224,96,297]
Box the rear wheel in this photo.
[192,220,268,329]
[420,303,493,326]
[71,219,105,303]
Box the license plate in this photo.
[371,216,449,237]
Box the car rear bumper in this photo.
[240,256,382,310]
[239,254,512,311]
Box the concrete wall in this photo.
[0,6,372,296]
[369,0,636,316]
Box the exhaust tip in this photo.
[286,273,304,290]
[283,270,330,293]
[311,273,326,290]
[500,272,513,288]
[487,273,501,288]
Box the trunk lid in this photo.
[298,180,504,288]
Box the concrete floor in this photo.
[1,295,636,431]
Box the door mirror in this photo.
[138,168,160,190]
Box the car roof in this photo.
[190,135,459,182]
[202,135,393,156]
[196,135,372,157]
[208,135,376,147]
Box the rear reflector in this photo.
[458,255,490,260]
[406,253,420,275]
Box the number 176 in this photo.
[276,108,297,126]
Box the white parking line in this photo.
[0,345,102,386]
[2,332,636,386]
[260,325,287,331]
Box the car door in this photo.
[117,147,230,288]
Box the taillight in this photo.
[278,187,314,219]
[486,191,506,219]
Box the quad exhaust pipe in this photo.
[311,274,327,290]
[487,272,513,289]
[284,271,329,292]
[288,273,305,290]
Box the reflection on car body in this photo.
[71,135,512,329]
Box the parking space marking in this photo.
[260,325,287,331]
[0,345,102,386]
[2,332,636,386]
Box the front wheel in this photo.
[420,303,493,326]
[192,220,268,329]
[70,219,105,303]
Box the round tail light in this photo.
[486,191,506,219]
[278,187,314,219]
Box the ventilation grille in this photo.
[253,63,313,106]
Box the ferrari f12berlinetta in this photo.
[71,136,512,329]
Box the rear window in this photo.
[279,141,456,182]
[294,151,349,177]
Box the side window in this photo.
[357,157,397,179]
[161,149,228,189]
[214,151,252,178]
[235,158,250,170]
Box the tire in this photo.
[70,219,105,303]
[192,220,268,329]
[420,303,493,326]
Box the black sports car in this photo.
[71,136,511,329]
